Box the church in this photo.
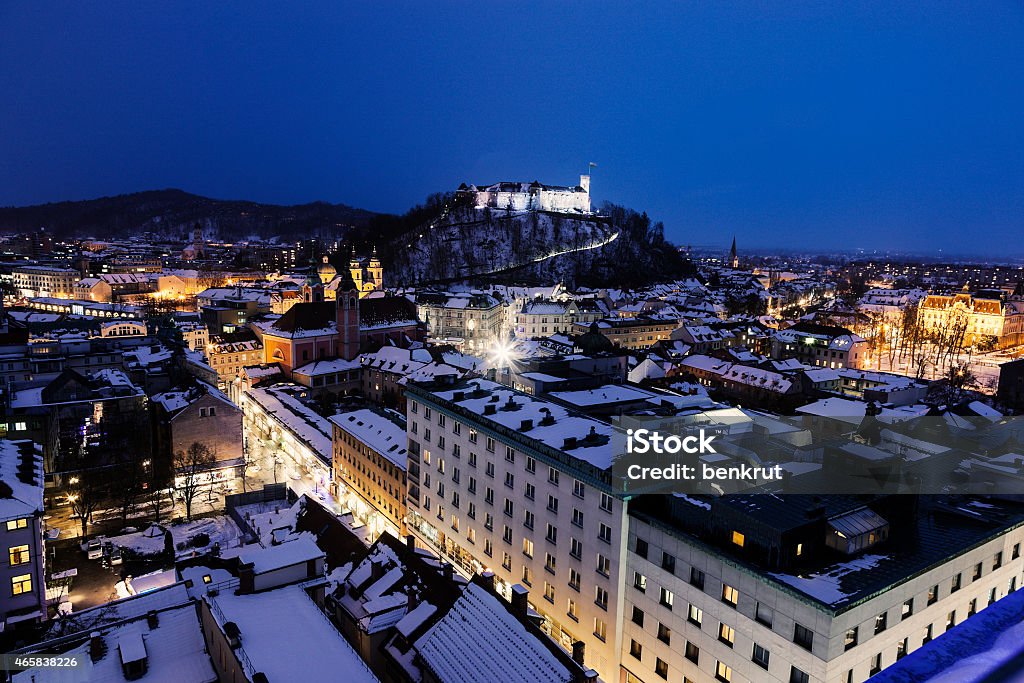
[316,247,384,299]
[261,264,423,378]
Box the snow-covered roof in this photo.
[0,440,43,521]
[244,384,332,464]
[417,379,616,469]
[292,357,361,376]
[208,585,378,683]
[13,602,217,683]
[549,384,657,407]
[237,533,324,575]
[329,409,408,468]
[415,582,575,683]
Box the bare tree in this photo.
[146,487,173,524]
[174,442,216,521]
[68,471,106,539]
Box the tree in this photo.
[174,442,215,521]
[67,471,106,539]
[145,486,173,524]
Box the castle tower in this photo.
[336,268,361,360]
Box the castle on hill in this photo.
[457,174,591,214]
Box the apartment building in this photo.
[0,440,46,631]
[620,494,1024,683]
[404,377,628,680]
[206,330,263,388]
[330,408,408,539]
[416,292,505,354]
[571,318,679,351]
[772,322,868,370]
[12,265,79,299]
[516,298,606,339]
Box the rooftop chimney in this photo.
[484,404,496,415]
[406,535,416,552]
[511,584,529,617]
[89,631,106,663]
[479,570,496,592]
[572,640,586,666]
[519,419,533,432]
[146,610,158,629]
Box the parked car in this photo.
[86,539,103,560]
[109,546,123,565]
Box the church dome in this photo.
[317,255,337,283]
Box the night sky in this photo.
[1,2,1021,254]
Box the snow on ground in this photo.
[101,515,242,558]
[769,554,887,605]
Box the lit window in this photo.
[731,531,745,547]
[11,574,32,595]
[8,545,29,566]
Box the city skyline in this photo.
[2,2,1022,254]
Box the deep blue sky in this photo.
[1,2,1022,254]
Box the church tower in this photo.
[349,246,364,293]
[368,245,383,291]
[729,236,739,269]
[336,268,361,360]
[301,265,324,303]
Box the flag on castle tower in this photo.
[589,162,597,169]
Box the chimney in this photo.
[563,437,577,450]
[89,631,106,662]
[453,391,465,401]
[146,610,158,629]
[479,570,496,592]
[238,562,255,594]
[406,535,416,552]
[443,563,455,581]
[484,404,496,415]
[519,419,533,432]
[511,584,529,617]
[572,640,586,666]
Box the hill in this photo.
[0,189,376,241]
[360,194,694,289]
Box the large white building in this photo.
[12,265,79,299]
[458,175,592,214]
[620,494,1024,683]
[404,377,628,679]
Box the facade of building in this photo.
[152,383,244,488]
[417,292,504,355]
[13,265,79,299]
[457,175,592,214]
[206,330,264,387]
[772,322,868,370]
[516,299,606,339]
[331,408,408,539]
[404,378,627,680]
[0,440,46,631]
[919,288,1024,349]
[571,318,679,351]
[621,495,1024,683]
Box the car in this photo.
[86,539,103,560]
[109,546,123,565]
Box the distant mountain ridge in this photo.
[0,189,377,240]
